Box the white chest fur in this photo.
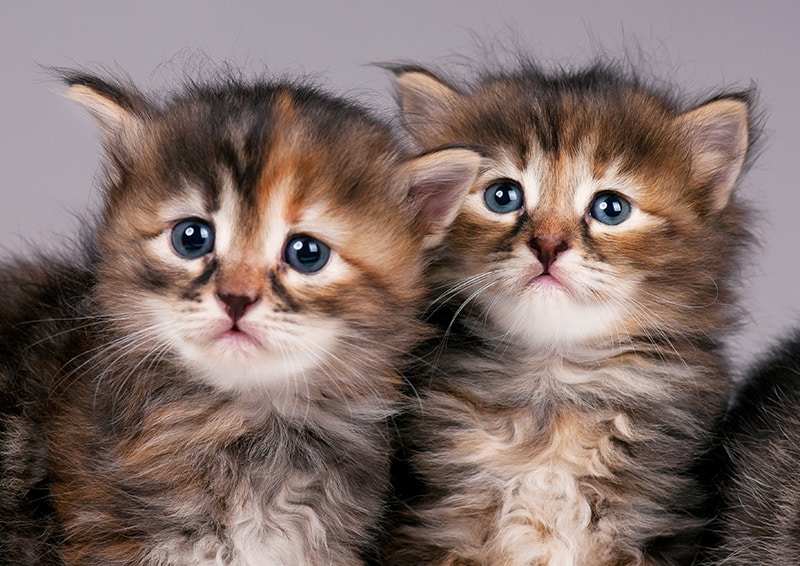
[225,488,328,566]
[494,465,613,566]
[447,364,649,565]
[146,474,339,566]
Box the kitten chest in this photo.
[486,408,629,566]
[433,359,646,565]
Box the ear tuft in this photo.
[402,147,483,249]
[679,97,751,211]
[392,68,464,146]
[58,70,147,138]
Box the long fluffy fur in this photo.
[0,70,479,565]
[383,60,758,565]
[704,329,800,565]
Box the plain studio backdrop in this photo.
[1,1,797,375]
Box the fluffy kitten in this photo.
[705,329,800,565]
[383,62,756,565]
[0,70,481,565]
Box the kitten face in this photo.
[68,75,481,396]
[394,67,752,349]
[447,140,699,347]
[127,166,362,393]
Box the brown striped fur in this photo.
[0,70,481,564]
[383,61,757,565]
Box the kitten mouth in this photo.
[534,273,559,283]
[217,325,261,348]
[529,271,568,292]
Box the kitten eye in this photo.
[284,235,331,274]
[590,192,632,226]
[171,219,215,258]
[484,181,524,214]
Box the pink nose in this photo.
[216,293,258,323]
[529,236,569,272]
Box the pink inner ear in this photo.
[702,116,742,156]
[704,119,743,198]
[410,178,462,234]
[403,148,481,248]
[681,98,749,211]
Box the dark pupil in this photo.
[182,225,208,251]
[494,186,515,206]
[293,239,321,264]
[600,197,623,217]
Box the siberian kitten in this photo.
[705,329,800,565]
[0,70,481,565]
[384,61,757,565]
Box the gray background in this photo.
[2,1,797,375]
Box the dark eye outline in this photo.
[589,191,632,226]
[483,180,524,214]
[171,219,215,259]
[284,234,331,274]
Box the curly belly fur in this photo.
[403,412,647,565]
[387,357,718,566]
[47,386,390,566]
[495,467,610,565]
[146,481,341,566]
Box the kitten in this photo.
[704,329,800,565]
[383,61,756,565]
[0,69,481,565]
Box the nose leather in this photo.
[529,236,569,272]
[217,293,258,323]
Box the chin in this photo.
[173,336,328,395]
[486,290,624,350]
[162,315,343,394]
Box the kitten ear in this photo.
[678,97,751,211]
[402,147,483,249]
[392,67,464,146]
[59,71,148,140]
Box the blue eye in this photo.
[171,219,214,258]
[284,235,330,274]
[590,192,632,226]
[484,181,524,214]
